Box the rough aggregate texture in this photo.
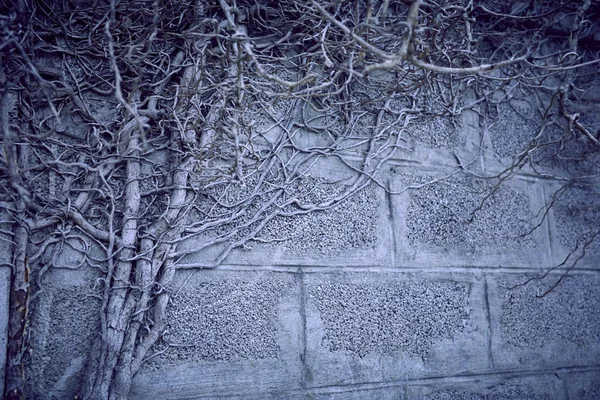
[489,101,600,175]
[401,174,533,250]
[187,175,379,256]
[553,186,600,254]
[409,115,459,148]
[427,382,551,400]
[489,102,541,160]
[147,279,290,367]
[500,276,600,348]
[256,182,379,254]
[309,387,402,400]
[403,88,466,149]
[309,279,470,358]
[26,285,101,397]
[578,383,600,400]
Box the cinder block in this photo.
[26,269,101,399]
[487,273,600,370]
[132,361,302,400]
[306,384,405,400]
[131,269,302,399]
[486,100,546,164]
[545,182,600,269]
[165,390,305,400]
[563,370,600,400]
[389,168,550,269]
[483,98,600,178]
[401,94,483,169]
[303,271,489,387]
[177,159,392,268]
[406,373,564,399]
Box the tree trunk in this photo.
[4,223,29,400]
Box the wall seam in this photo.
[385,177,398,267]
[483,274,495,370]
[297,267,310,392]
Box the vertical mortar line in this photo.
[541,184,554,265]
[297,267,309,392]
[483,274,495,370]
[477,107,486,175]
[385,178,397,267]
[561,372,570,400]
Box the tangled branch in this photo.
[0,0,598,398]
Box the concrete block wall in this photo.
[14,101,600,398]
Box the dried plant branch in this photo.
[0,0,598,398]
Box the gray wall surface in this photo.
[11,106,600,399]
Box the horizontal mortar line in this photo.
[385,158,544,175]
[466,167,577,183]
[183,364,600,399]
[172,383,396,399]
[385,158,580,185]
[384,157,424,166]
[482,168,596,184]
[51,259,600,274]
[188,263,600,276]
[302,364,600,394]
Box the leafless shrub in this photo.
[1,0,598,398]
